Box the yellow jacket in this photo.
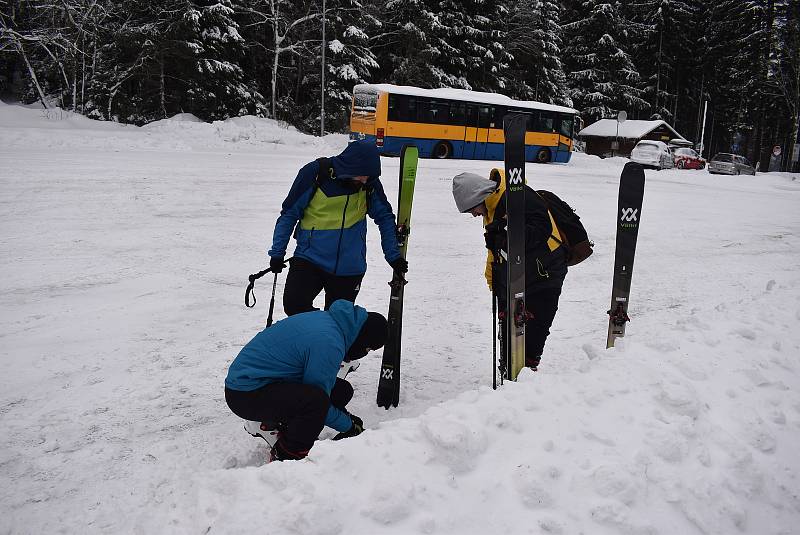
[483,169,564,291]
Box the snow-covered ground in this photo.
[1,101,799,535]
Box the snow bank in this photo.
[0,102,345,153]
[160,276,799,535]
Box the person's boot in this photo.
[337,360,360,379]
[243,420,280,449]
[269,439,309,462]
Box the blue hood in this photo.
[328,299,368,350]
[331,140,381,180]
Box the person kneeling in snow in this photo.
[225,299,388,461]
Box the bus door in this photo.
[555,114,574,153]
[464,104,491,159]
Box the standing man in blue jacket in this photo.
[268,140,407,315]
[225,299,388,461]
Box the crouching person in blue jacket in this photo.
[225,299,388,462]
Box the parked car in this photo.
[630,140,674,170]
[708,153,756,175]
[672,147,706,169]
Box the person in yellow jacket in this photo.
[452,169,568,370]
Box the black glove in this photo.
[269,256,287,274]
[484,219,507,252]
[389,257,408,274]
[332,414,364,441]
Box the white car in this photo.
[630,140,675,170]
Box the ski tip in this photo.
[623,161,646,176]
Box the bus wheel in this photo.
[535,148,551,163]
[433,141,452,159]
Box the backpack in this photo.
[536,190,593,266]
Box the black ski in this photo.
[503,114,528,380]
[607,162,646,348]
[377,145,418,408]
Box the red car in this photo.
[672,147,706,169]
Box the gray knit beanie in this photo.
[452,172,498,212]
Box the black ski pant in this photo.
[225,378,354,454]
[499,286,562,366]
[283,257,365,316]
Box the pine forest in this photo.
[1,0,798,169]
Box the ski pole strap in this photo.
[245,257,292,308]
[245,267,272,308]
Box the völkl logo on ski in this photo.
[508,167,523,188]
[620,207,639,222]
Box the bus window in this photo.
[388,94,418,122]
[415,98,431,123]
[407,97,417,122]
[491,106,506,129]
[524,113,536,131]
[465,104,478,126]
[534,112,554,132]
[450,103,466,126]
[559,115,573,137]
[477,106,493,128]
[420,100,450,124]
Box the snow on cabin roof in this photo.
[578,119,686,140]
[353,83,578,115]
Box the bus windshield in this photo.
[353,87,378,113]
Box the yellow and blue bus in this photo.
[349,83,578,163]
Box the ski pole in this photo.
[266,272,278,328]
[492,292,497,390]
[245,257,291,328]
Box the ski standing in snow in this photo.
[607,162,646,348]
[377,145,418,409]
[225,300,388,462]
[502,113,529,380]
[267,140,407,316]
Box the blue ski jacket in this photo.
[224,300,367,432]
[268,140,401,276]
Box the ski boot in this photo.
[243,420,281,449]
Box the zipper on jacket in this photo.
[333,194,350,274]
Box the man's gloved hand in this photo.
[484,219,507,252]
[332,414,364,440]
[270,256,287,273]
[389,257,408,274]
